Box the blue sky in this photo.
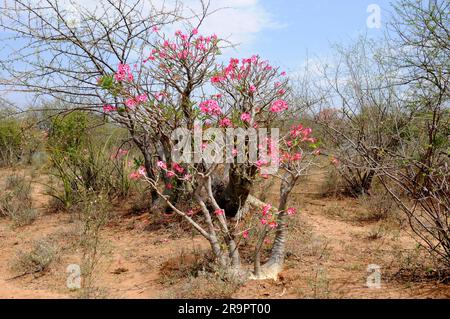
[0,0,396,106]
[228,0,393,71]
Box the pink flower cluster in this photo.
[172,162,185,174]
[199,100,222,116]
[270,99,289,113]
[211,55,265,85]
[240,113,251,123]
[262,204,272,216]
[115,63,134,82]
[103,104,117,112]
[157,160,167,169]
[219,117,232,127]
[281,152,302,163]
[289,124,315,143]
[143,30,219,73]
[214,209,225,216]
[129,166,146,180]
[125,94,148,108]
[155,161,191,181]
[287,208,297,216]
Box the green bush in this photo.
[46,111,135,211]
[0,118,22,166]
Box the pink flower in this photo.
[249,85,256,93]
[270,99,288,113]
[278,89,286,95]
[199,100,222,116]
[155,91,168,100]
[178,50,189,60]
[281,71,286,76]
[136,94,147,103]
[137,166,146,176]
[125,98,137,108]
[240,112,251,123]
[219,117,232,127]
[261,218,268,225]
[129,172,140,180]
[166,183,173,190]
[256,159,268,168]
[186,209,194,217]
[243,230,249,239]
[269,221,278,229]
[157,161,167,170]
[166,171,175,178]
[115,63,133,82]
[172,162,185,174]
[262,204,272,216]
[287,208,297,216]
[232,148,238,157]
[129,166,146,180]
[103,104,116,112]
[152,26,159,33]
[313,149,321,156]
[211,75,225,84]
[192,28,198,35]
[292,153,302,161]
[144,55,155,63]
[214,209,225,216]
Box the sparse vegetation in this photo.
[0,0,448,301]
[76,191,112,299]
[12,239,58,276]
[0,174,37,227]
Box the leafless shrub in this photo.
[320,168,347,198]
[12,239,58,276]
[75,192,112,299]
[159,249,215,285]
[357,187,397,222]
[0,174,37,227]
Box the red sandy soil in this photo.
[0,167,449,299]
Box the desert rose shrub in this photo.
[97,29,320,279]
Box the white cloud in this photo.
[56,0,282,49]
[5,0,282,57]
[184,0,284,46]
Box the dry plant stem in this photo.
[258,173,298,279]
[254,227,268,277]
[205,176,240,268]
[194,192,228,267]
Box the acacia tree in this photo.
[377,0,450,267]
[0,0,186,187]
[315,38,409,196]
[313,0,449,267]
